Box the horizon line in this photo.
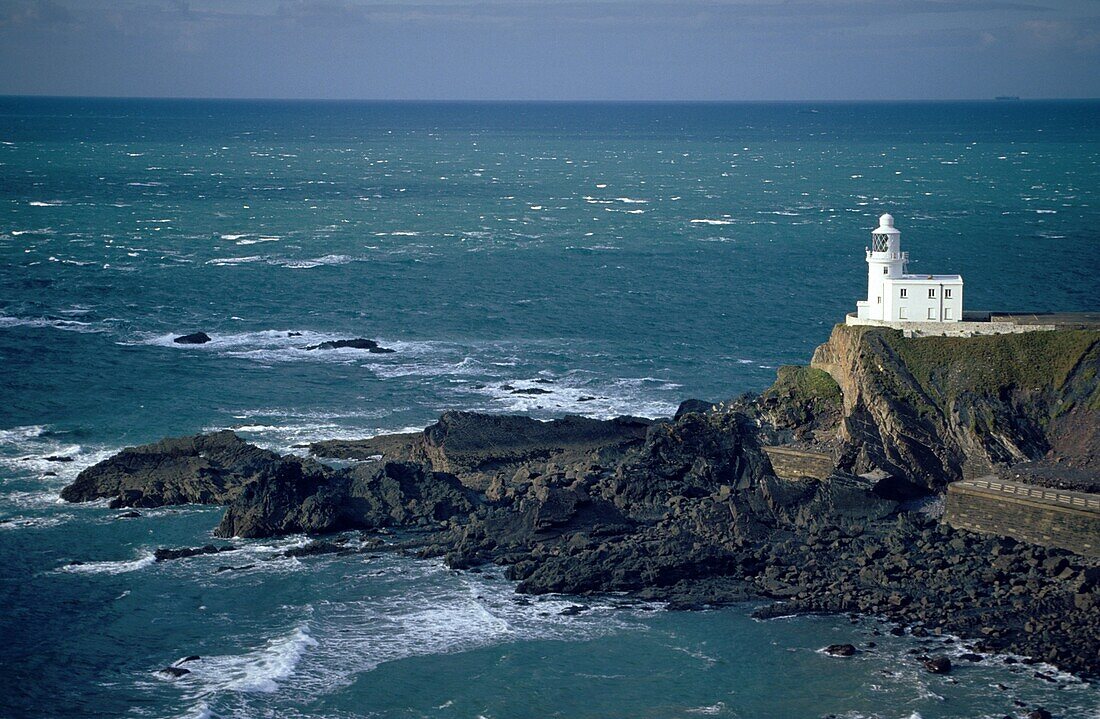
[2,93,1099,104]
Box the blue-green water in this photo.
[1,98,1098,718]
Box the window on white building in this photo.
[899,307,908,320]
[945,288,952,299]
[883,267,889,275]
[876,296,882,304]
[927,308,937,320]
[945,307,953,319]
[928,288,936,299]
[900,288,907,298]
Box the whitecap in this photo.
[61,552,156,575]
[690,219,734,226]
[206,256,264,266]
[273,254,354,269]
[28,200,63,207]
[174,625,317,694]
[0,316,103,333]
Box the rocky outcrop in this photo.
[58,431,303,508]
[311,411,653,491]
[216,460,478,538]
[59,339,1100,678]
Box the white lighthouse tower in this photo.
[854,214,963,323]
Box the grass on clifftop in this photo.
[876,328,1100,397]
[766,365,843,405]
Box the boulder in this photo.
[173,332,211,344]
[921,656,952,674]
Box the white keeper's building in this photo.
[855,214,963,323]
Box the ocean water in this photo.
[1,98,1098,718]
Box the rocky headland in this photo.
[62,325,1100,679]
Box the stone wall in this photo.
[762,446,834,480]
[944,477,1100,557]
[845,313,1055,338]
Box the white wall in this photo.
[882,279,963,322]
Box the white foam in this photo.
[178,625,317,694]
[206,256,264,266]
[61,552,156,575]
[236,237,280,245]
[463,374,679,419]
[273,254,355,269]
[0,316,103,333]
[28,200,63,207]
[690,219,734,226]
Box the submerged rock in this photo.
[824,644,857,657]
[154,544,236,562]
[157,666,190,678]
[173,332,211,344]
[304,338,394,353]
[921,656,952,674]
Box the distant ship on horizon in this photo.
[995,95,1021,101]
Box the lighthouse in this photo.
[854,214,963,323]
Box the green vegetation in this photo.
[877,329,1100,396]
[766,365,842,406]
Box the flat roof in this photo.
[888,274,963,283]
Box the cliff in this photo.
[800,325,1100,494]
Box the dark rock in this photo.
[303,338,394,353]
[1027,709,1053,719]
[510,387,552,395]
[675,399,716,418]
[154,544,236,562]
[560,604,590,616]
[173,332,211,344]
[921,656,952,674]
[824,643,857,657]
[60,431,322,509]
[958,652,984,662]
[215,460,478,538]
[178,655,201,663]
[215,564,255,573]
[43,455,74,463]
[287,332,301,337]
[157,666,190,678]
[115,510,142,519]
[282,541,351,558]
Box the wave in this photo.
[460,374,680,419]
[173,624,317,694]
[28,200,63,207]
[272,254,355,269]
[206,256,264,266]
[0,315,104,333]
[690,218,734,225]
[60,552,156,575]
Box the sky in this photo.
[0,0,1098,100]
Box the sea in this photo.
[1,97,1098,719]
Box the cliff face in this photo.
[806,325,1100,493]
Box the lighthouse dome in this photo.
[879,213,894,228]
